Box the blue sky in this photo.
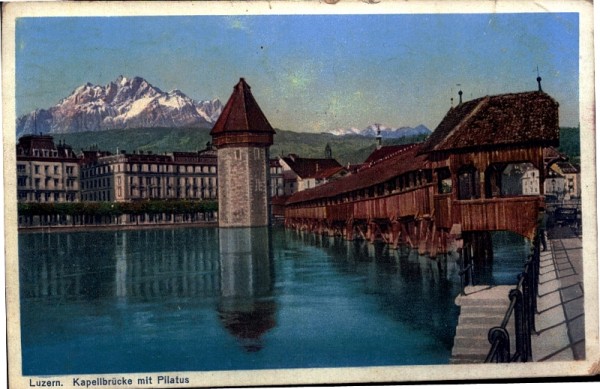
[15,13,579,132]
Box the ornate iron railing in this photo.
[485,232,540,363]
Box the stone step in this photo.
[450,356,487,364]
[453,336,488,350]
[460,304,508,320]
[455,326,496,339]
[450,350,489,360]
[458,315,506,326]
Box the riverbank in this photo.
[19,220,218,233]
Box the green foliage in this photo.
[17,200,218,217]
[558,127,580,164]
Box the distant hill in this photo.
[558,127,580,164]
[54,127,428,165]
[37,125,580,166]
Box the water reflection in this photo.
[20,229,222,301]
[296,233,462,350]
[217,227,276,352]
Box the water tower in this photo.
[210,78,275,227]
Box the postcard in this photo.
[2,1,598,388]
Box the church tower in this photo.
[210,78,275,227]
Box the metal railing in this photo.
[458,260,474,295]
[485,232,540,363]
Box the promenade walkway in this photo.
[532,225,584,361]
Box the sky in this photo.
[15,13,579,133]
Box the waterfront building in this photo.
[80,146,218,202]
[210,78,275,227]
[269,158,285,198]
[16,135,80,203]
[545,161,580,202]
[278,154,343,194]
[520,165,541,195]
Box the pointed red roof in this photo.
[210,78,275,147]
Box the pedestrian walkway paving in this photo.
[532,226,584,361]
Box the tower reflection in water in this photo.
[217,227,276,352]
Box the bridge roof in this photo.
[421,91,559,153]
[287,144,428,205]
[210,78,275,136]
[362,144,417,165]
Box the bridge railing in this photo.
[485,231,540,363]
[455,196,544,239]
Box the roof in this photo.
[16,135,79,160]
[310,165,346,180]
[280,155,342,179]
[421,91,559,153]
[555,161,580,174]
[287,144,428,205]
[210,78,275,136]
[362,144,419,166]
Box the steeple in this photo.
[210,78,275,148]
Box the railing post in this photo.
[510,288,528,362]
[487,327,510,363]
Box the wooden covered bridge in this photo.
[284,89,560,262]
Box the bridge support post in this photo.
[344,220,354,240]
[464,231,494,284]
[390,221,402,249]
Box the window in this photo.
[54,166,59,174]
[17,164,26,174]
[437,168,452,194]
[457,165,480,200]
[34,165,39,174]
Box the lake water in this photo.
[18,227,524,375]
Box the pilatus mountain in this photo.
[16,76,224,136]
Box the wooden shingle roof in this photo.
[421,91,559,153]
[287,145,428,205]
[210,78,275,136]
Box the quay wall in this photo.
[18,211,217,232]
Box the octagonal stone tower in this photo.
[210,78,275,227]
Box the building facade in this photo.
[80,148,218,202]
[16,135,80,203]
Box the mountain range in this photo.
[16,76,223,137]
[327,123,431,138]
[17,76,430,143]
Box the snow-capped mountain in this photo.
[16,76,223,136]
[327,124,431,139]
